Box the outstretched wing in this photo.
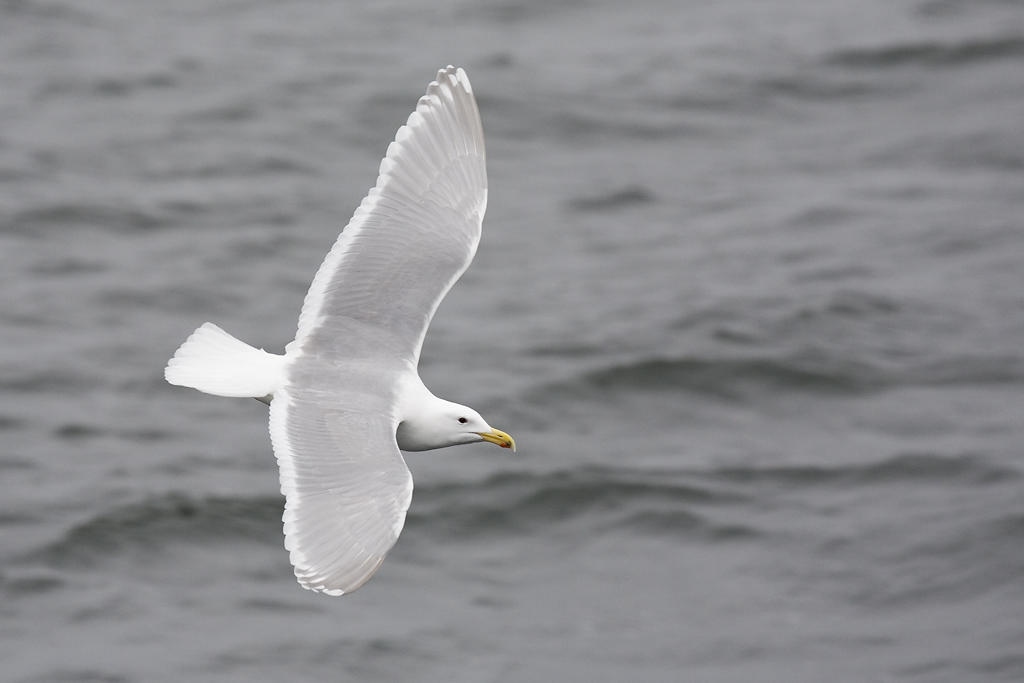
[289,65,487,365]
[269,384,412,595]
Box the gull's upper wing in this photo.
[269,382,412,595]
[290,66,487,364]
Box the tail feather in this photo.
[165,322,286,400]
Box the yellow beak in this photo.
[477,428,516,452]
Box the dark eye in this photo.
[458,417,468,424]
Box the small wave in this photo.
[0,457,35,472]
[658,67,892,117]
[1,569,64,597]
[51,422,173,442]
[900,654,1024,682]
[525,342,607,358]
[800,290,901,317]
[910,355,1024,387]
[53,423,104,440]
[827,35,1024,68]
[785,205,864,230]
[707,452,1017,487]
[184,99,259,124]
[840,507,1024,609]
[38,72,179,101]
[477,91,695,143]
[566,186,656,212]
[31,494,282,568]
[534,355,877,402]
[917,0,1024,18]
[177,156,316,180]
[18,671,129,683]
[0,165,39,183]
[865,129,1024,173]
[616,510,760,541]
[90,73,177,97]
[532,338,1024,404]
[929,131,1024,172]
[412,457,1010,541]
[0,368,94,394]
[754,75,881,101]
[470,0,588,24]
[93,285,225,315]
[29,257,108,277]
[238,597,323,615]
[1,0,97,23]
[0,414,27,432]
[408,466,757,542]
[550,108,692,142]
[6,202,176,235]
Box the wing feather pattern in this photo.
[270,385,412,595]
[290,65,487,364]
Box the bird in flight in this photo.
[165,66,514,596]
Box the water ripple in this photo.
[827,34,1024,68]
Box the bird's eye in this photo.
[458,417,468,424]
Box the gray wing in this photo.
[289,65,487,364]
[269,383,412,595]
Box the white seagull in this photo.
[164,66,514,596]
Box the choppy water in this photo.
[2,0,1024,681]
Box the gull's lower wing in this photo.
[269,386,413,595]
[291,66,487,364]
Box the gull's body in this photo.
[165,67,513,596]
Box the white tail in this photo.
[165,322,287,400]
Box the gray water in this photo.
[2,0,1024,681]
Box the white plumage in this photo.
[165,66,514,596]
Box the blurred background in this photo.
[1,0,1023,681]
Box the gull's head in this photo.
[450,405,516,452]
[397,398,515,452]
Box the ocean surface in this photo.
[2,0,1023,681]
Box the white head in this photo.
[396,397,515,453]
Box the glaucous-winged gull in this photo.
[165,66,514,596]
